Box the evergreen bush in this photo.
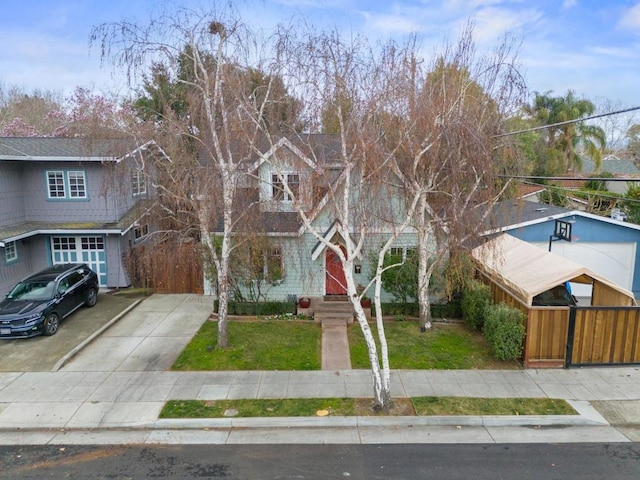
[483,303,526,361]
[215,300,296,316]
[461,279,491,331]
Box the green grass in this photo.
[171,319,321,370]
[160,397,577,418]
[411,397,577,416]
[349,320,520,370]
[161,398,356,418]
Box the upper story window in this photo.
[4,241,17,263]
[132,170,147,196]
[271,172,299,202]
[134,223,150,241]
[47,171,65,198]
[67,171,86,198]
[47,170,87,200]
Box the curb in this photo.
[52,299,143,372]
[8,412,597,432]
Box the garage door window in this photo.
[51,236,107,286]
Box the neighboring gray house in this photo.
[0,137,164,294]
[582,154,640,195]
[486,199,640,298]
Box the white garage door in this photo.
[533,241,635,296]
[51,236,107,287]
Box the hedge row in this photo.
[215,301,296,316]
[215,300,460,319]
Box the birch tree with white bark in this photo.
[91,4,296,347]
[267,30,427,412]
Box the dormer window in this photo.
[271,172,299,202]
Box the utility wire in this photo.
[496,175,640,182]
[494,105,640,138]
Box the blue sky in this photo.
[1,0,639,108]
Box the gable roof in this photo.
[472,234,637,306]
[485,199,640,235]
[248,134,342,173]
[0,137,166,162]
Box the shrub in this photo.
[215,301,296,316]
[461,279,491,331]
[378,302,461,318]
[483,303,526,361]
[381,302,419,317]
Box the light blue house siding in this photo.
[504,215,640,297]
[210,231,421,303]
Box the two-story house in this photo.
[204,134,421,302]
[0,137,164,295]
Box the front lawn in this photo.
[171,319,321,371]
[349,320,521,370]
[171,317,519,371]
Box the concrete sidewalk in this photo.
[0,294,638,445]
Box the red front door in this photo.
[325,246,347,295]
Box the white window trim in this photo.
[271,171,299,203]
[47,171,65,199]
[389,246,415,261]
[4,241,17,263]
[132,170,147,196]
[46,170,88,199]
[67,171,87,199]
[134,224,150,241]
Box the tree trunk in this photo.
[346,265,392,412]
[417,197,433,331]
[216,274,230,348]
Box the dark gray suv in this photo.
[0,264,99,338]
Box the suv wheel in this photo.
[86,287,98,308]
[43,313,60,336]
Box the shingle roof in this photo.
[0,137,137,160]
[490,199,576,229]
[582,155,640,175]
[0,201,155,244]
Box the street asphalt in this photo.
[0,293,639,445]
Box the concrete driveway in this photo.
[0,293,138,372]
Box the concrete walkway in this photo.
[316,298,353,370]
[0,294,639,445]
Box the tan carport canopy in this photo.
[471,234,637,307]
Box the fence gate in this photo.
[566,306,640,367]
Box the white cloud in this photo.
[361,12,425,35]
[470,7,544,44]
[618,2,640,30]
[562,0,578,9]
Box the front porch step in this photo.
[323,295,349,302]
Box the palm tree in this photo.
[526,90,606,173]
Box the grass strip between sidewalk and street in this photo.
[160,397,577,418]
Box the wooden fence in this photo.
[567,307,640,367]
[127,240,204,294]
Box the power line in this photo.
[496,175,640,182]
[494,105,640,138]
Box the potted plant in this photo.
[357,284,371,308]
[298,297,311,309]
